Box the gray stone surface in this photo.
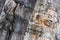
[0,0,60,40]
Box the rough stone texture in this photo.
[0,0,60,40]
[0,0,6,14]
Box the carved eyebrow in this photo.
[14,0,37,11]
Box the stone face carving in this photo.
[0,0,59,40]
